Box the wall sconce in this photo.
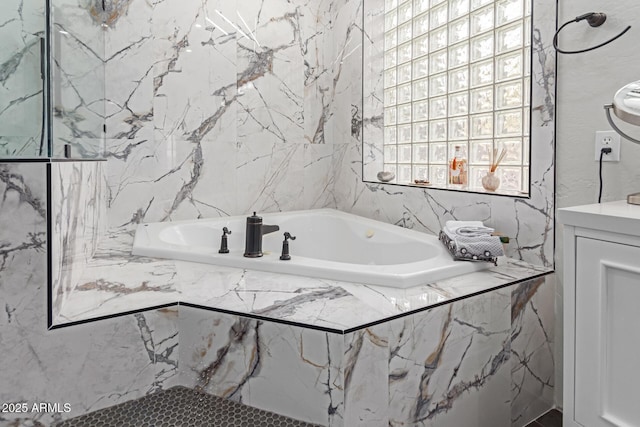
[553,12,631,55]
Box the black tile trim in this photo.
[360,180,532,200]
[50,158,107,162]
[48,301,344,334]
[343,271,553,333]
[0,158,107,163]
[45,0,52,157]
[46,163,53,329]
[552,0,559,273]
[0,158,52,163]
[48,271,553,334]
[179,302,345,334]
[48,303,179,330]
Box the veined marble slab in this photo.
[54,229,551,331]
[174,276,554,426]
[2,162,554,426]
[1,163,181,426]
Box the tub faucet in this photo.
[244,212,280,258]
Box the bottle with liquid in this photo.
[449,145,468,186]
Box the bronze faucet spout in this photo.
[244,212,280,257]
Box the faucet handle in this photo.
[219,227,231,254]
[280,232,296,261]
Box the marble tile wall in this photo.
[0,163,180,425]
[1,160,553,425]
[0,0,46,157]
[340,287,513,427]
[3,0,555,263]
[178,306,344,426]
[335,0,557,268]
[178,276,555,427]
[3,1,559,424]
[342,323,390,426]
[61,0,555,271]
[100,0,340,228]
[387,290,512,427]
[511,277,556,425]
[50,161,108,317]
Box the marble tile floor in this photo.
[526,409,562,427]
[54,386,322,427]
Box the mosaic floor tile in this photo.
[55,386,322,427]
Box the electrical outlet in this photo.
[595,131,621,161]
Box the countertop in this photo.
[558,200,640,237]
[54,230,553,333]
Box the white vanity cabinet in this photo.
[559,201,640,427]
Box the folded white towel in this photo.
[444,220,494,237]
[441,228,504,261]
[445,220,484,230]
[441,220,503,262]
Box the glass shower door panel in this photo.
[51,0,106,158]
[0,0,46,157]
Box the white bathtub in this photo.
[132,209,489,288]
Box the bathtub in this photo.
[132,209,490,288]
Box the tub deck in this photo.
[132,209,490,288]
[53,228,551,332]
[50,228,555,427]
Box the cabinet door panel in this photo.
[575,237,640,427]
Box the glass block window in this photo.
[382,0,531,193]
